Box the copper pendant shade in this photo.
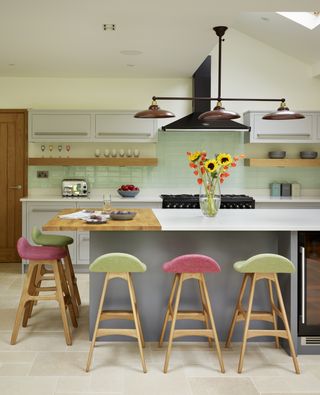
[134,100,175,119]
[262,102,304,120]
[135,25,304,122]
[198,101,240,121]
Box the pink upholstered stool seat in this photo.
[163,254,221,273]
[11,237,76,346]
[17,237,66,261]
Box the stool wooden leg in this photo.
[22,263,39,327]
[86,273,109,372]
[128,274,145,348]
[268,279,280,349]
[127,273,147,373]
[65,247,81,306]
[63,257,79,318]
[163,274,183,373]
[238,274,256,373]
[57,261,78,329]
[273,274,300,374]
[159,274,178,347]
[225,274,249,348]
[200,274,225,373]
[198,278,213,348]
[11,261,38,345]
[52,262,72,346]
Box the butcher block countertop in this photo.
[42,208,161,231]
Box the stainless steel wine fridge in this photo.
[298,232,320,346]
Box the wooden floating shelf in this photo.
[245,158,320,168]
[28,157,158,167]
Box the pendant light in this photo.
[135,26,304,121]
[134,97,175,118]
[262,100,305,120]
[198,26,240,122]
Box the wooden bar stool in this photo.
[159,254,225,374]
[86,252,147,373]
[32,227,81,317]
[225,253,300,374]
[11,237,77,346]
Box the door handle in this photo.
[8,185,22,190]
[300,246,306,324]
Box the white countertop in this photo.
[152,208,320,231]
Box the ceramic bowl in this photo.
[268,151,286,159]
[300,151,317,159]
[117,189,140,198]
[110,211,136,220]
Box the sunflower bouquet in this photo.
[187,151,244,216]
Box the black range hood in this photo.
[161,56,250,132]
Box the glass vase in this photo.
[199,177,221,217]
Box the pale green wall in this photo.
[29,132,320,191]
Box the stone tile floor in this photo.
[1,262,320,395]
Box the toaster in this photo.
[62,179,88,197]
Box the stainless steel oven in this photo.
[298,232,320,345]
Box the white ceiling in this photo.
[0,0,319,78]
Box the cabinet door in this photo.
[317,114,320,140]
[244,111,317,143]
[29,111,93,142]
[26,202,77,263]
[95,112,158,142]
[77,231,90,265]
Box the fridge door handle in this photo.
[300,246,306,324]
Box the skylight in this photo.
[277,12,320,30]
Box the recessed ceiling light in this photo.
[8,63,15,66]
[261,16,270,22]
[127,64,135,67]
[103,24,116,31]
[120,50,143,56]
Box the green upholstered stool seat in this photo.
[89,253,146,273]
[233,253,295,274]
[32,227,73,247]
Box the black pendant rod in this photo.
[213,26,228,100]
[152,96,286,103]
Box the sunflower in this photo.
[204,159,218,173]
[217,153,232,166]
[188,151,202,162]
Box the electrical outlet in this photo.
[37,170,49,178]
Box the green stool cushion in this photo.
[32,227,73,247]
[233,253,295,274]
[89,253,146,273]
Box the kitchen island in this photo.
[43,208,320,354]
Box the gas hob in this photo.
[161,194,255,209]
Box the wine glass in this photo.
[40,145,45,157]
[48,145,53,157]
[102,193,112,214]
[58,145,62,157]
[66,144,71,157]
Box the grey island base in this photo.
[87,208,320,355]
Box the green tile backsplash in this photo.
[29,132,320,190]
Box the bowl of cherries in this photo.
[117,184,140,198]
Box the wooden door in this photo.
[0,110,28,262]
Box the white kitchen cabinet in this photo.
[76,232,90,265]
[244,111,318,143]
[94,111,158,142]
[317,114,320,140]
[28,110,158,143]
[29,110,93,142]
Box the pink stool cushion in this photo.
[163,254,221,273]
[17,237,66,261]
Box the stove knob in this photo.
[185,204,190,208]
[173,204,177,208]
[179,204,184,208]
